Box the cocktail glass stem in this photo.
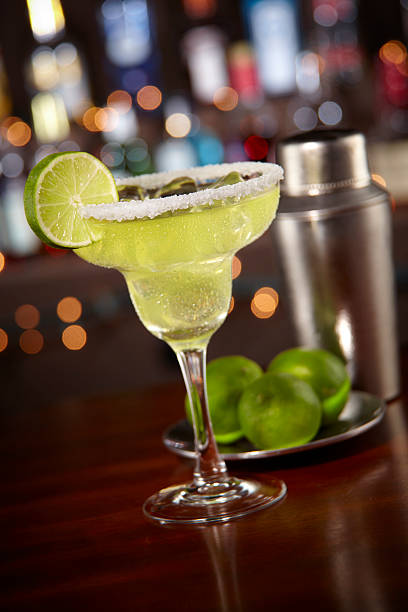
[143,341,287,525]
[177,348,229,489]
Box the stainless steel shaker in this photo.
[271,129,400,400]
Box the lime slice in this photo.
[24,152,118,248]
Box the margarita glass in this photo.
[76,161,286,524]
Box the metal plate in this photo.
[163,391,386,461]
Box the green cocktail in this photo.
[24,155,286,524]
[76,168,279,352]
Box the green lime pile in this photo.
[189,348,350,451]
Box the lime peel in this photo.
[24,152,118,249]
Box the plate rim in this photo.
[162,390,386,461]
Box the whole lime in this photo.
[238,372,322,450]
[185,355,263,444]
[268,347,350,425]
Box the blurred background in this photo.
[0,0,407,410]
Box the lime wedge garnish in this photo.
[209,171,244,189]
[153,176,197,198]
[118,184,147,201]
[24,152,118,248]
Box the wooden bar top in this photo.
[1,358,408,611]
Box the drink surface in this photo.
[75,185,279,271]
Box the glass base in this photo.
[143,477,287,525]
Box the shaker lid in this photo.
[276,129,371,197]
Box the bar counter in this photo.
[1,346,408,612]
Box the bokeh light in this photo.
[1,116,20,137]
[0,252,5,272]
[15,304,40,329]
[31,91,70,142]
[318,101,343,126]
[34,143,58,164]
[57,296,82,323]
[82,106,101,132]
[293,106,318,131]
[213,86,239,111]
[62,324,87,350]
[0,329,8,352]
[232,255,242,279]
[100,142,125,168]
[296,52,321,95]
[195,132,224,165]
[165,113,192,138]
[95,107,119,132]
[136,85,162,111]
[251,287,279,319]
[107,89,133,114]
[228,296,235,314]
[30,47,59,91]
[26,0,66,43]
[19,329,44,354]
[55,41,79,69]
[372,173,387,188]
[244,135,269,160]
[313,3,338,27]
[125,138,151,173]
[7,121,32,147]
[379,40,407,65]
[1,152,24,178]
[126,138,148,163]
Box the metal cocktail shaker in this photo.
[272,129,399,400]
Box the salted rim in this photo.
[80,162,283,221]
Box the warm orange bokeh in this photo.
[0,328,8,352]
[7,121,32,146]
[213,86,239,111]
[231,255,242,280]
[19,329,44,354]
[57,296,82,323]
[15,304,40,329]
[250,287,279,319]
[95,107,118,132]
[62,324,87,350]
[107,90,133,114]
[82,106,101,132]
[0,116,20,137]
[136,85,162,111]
[379,40,407,65]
